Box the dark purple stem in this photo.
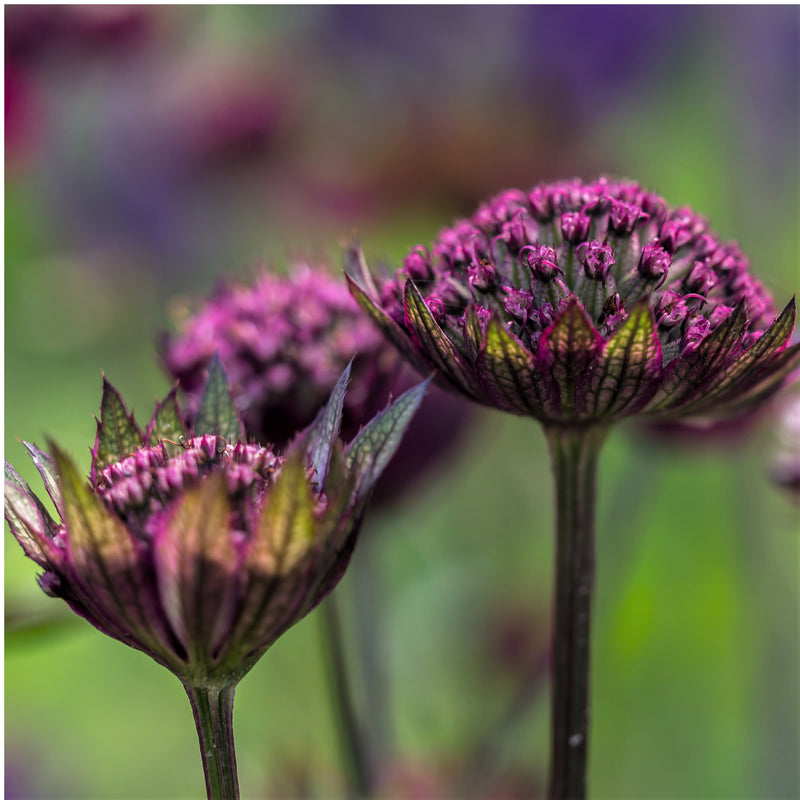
[545,424,608,800]
[184,682,240,800]
[321,596,374,798]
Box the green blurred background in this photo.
[5,6,799,799]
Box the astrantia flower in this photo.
[347,177,799,800]
[5,359,426,799]
[161,262,472,504]
[348,177,799,424]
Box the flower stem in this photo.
[321,595,374,797]
[545,424,607,800]
[184,682,240,800]
[351,527,392,768]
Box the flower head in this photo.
[4,360,426,684]
[348,177,800,424]
[161,262,474,505]
[162,264,399,445]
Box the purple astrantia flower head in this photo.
[4,360,426,685]
[348,177,800,425]
[162,264,397,445]
[161,263,473,505]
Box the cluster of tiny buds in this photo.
[163,264,399,446]
[386,178,774,358]
[95,435,281,521]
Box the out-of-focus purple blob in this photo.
[717,6,799,183]
[5,5,153,63]
[37,50,297,275]
[312,5,686,114]
[161,264,475,508]
[4,5,154,168]
[772,389,800,503]
[294,6,688,211]
[483,603,551,684]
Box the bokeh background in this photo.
[5,6,799,799]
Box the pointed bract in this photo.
[4,472,58,568]
[147,386,188,455]
[403,281,480,400]
[306,363,350,490]
[52,443,178,667]
[194,354,244,442]
[154,475,238,668]
[346,379,430,502]
[21,441,64,519]
[538,299,603,419]
[589,301,661,419]
[92,378,144,479]
[476,317,542,416]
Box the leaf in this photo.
[588,301,662,418]
[305,363,350,490]
[194,354,244,442]
[475,317,543,416]
[537,297,603,418]
[153,474,239,664]
[92,377,144,477]
[146,386,188,455]
[346,378,430,501]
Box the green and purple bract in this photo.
[4,360,427,684]
[348,177,799,424]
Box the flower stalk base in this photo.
[545,424,607,800]
[184,682,240,800]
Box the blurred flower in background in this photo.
[5,5,154,166]
[161,261,475,506]
[301,5,690,210]
[7,5,301,281]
